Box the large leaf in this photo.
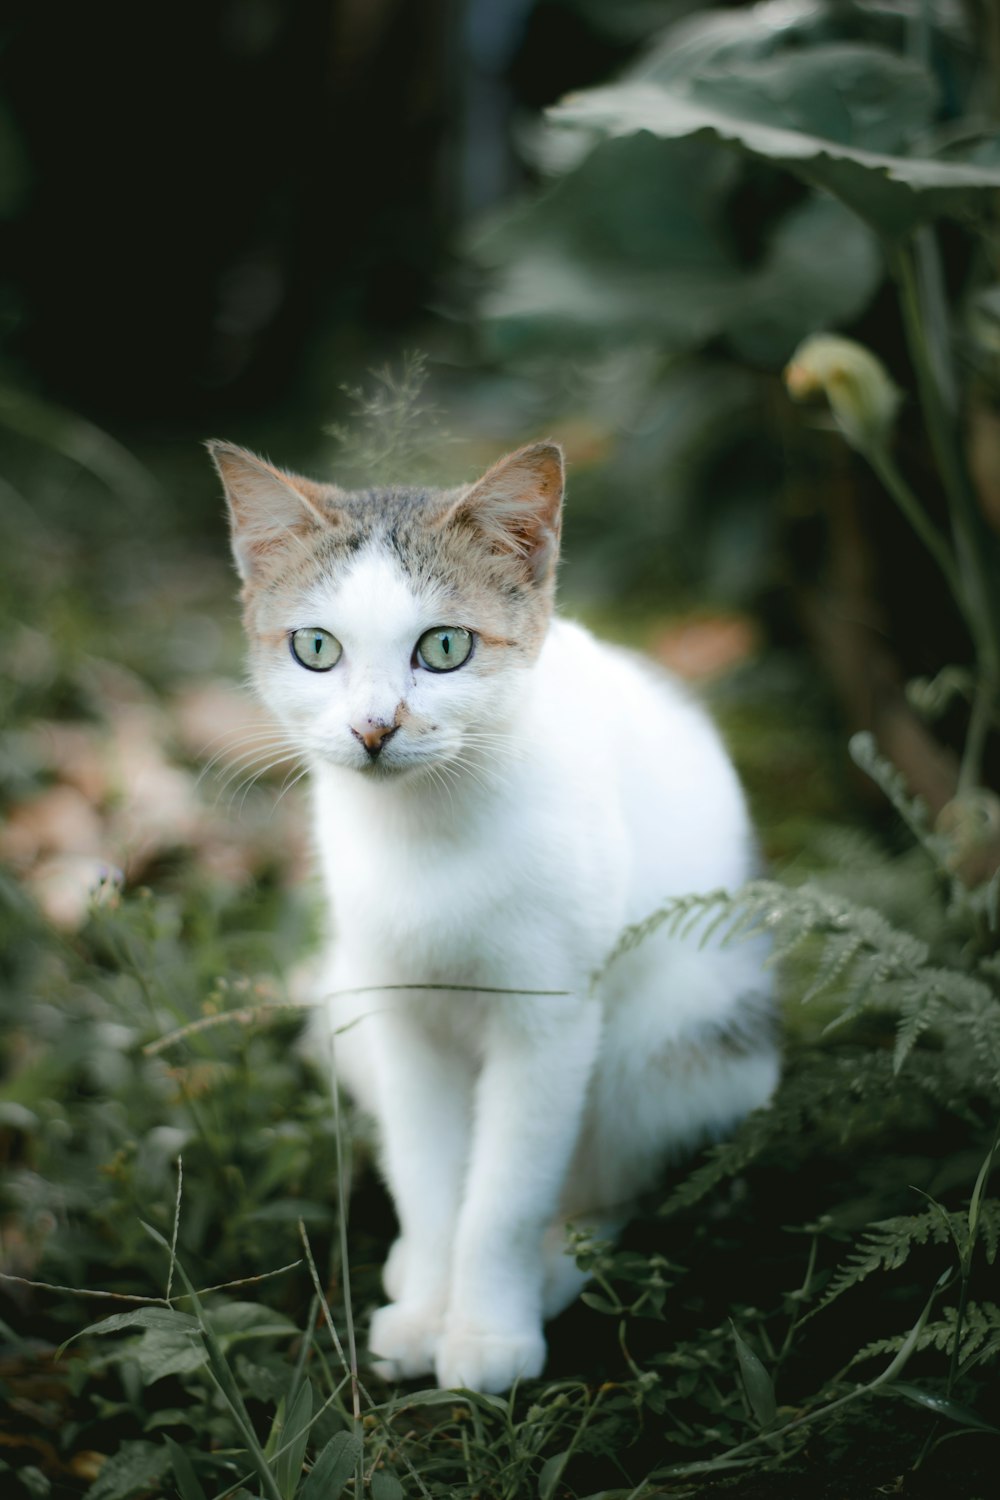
[683,45,935,157]
[477,88,883,361]
[134,1321,208,1383]
[299,1432,362,1500]
[727,192,882,365]
[475,132,746,356]
[479,249,746,357]
[550,59,1000,241]
[68,1307,199,1346]
[84,1442,172,1500]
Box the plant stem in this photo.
[661,1268,951,1480]
[865,443,964,607]
[331,1053,362,1430]
[960,672,997,793]
[946,1269,972,1398]
[889,237,1000,779]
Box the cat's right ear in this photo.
[206,440,338,582]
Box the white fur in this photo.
[265,548,778,1393]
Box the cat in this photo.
[209,436,779,1395]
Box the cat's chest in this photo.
[318,780,520,923]
[311,765,615,982]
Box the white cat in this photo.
[210,437,778,1395]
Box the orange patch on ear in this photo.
[206,440,341,582]
[443,442,564,582]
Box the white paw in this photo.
[435,1324,546,1394]
[381,1236,408,1302]
[368,1301,441,1381]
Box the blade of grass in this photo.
[165,1436,208,1500]
[166,1155,183,1304]
[140,1220,283,1500]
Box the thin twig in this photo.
[144,982,572,1057]
[330,1034,361,1430]
[0,1274,170,1305]
[0,1258,303,1307]
[298,1218,359,1421]
[165,1154,183,1303]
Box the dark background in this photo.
[0,0,654,434]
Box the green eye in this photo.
[290,627,342,671]
[416,626,473,673]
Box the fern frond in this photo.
[848,732,946,870]
[600,878,1000,1093]
[659,1051,900,1216]
[801,932,864,1004]
[819,1208,955,1310]
[849,1300,1000,1369]
[977,1198,1000,1265]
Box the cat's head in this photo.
[209,440,563,778]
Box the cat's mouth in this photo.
[343,744,433,781]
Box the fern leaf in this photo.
[850,1300,1000,1369]
[819,1209,954,1310]
[977,1199,1000,1265]
[848,732,944,868]
[801,932,864,1003]
[660,1052,898,1216]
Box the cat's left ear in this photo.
[444,442,564,584]
[207,440,340,582]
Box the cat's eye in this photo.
[290,627,342,671]
[416,626,473,673]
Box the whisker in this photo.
[221,751,304,812]
[430,761,458,818]
[271,762,310,814]
[195,731,298,790]
[446,753,509,797]
[208,737,298,789]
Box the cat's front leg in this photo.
[436,998,602,1393]
[366,1007,473,1380]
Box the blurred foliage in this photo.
[469,0,1000,613]
[4,2,1000,1497]
[1,384,999,1497]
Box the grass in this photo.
[2,434,999,1499]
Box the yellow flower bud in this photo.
[784,334,902,453]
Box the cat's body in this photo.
[211,438,778,1394]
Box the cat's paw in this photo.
[368,1301,441,1381]
[435,1325,546,1394]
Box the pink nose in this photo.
[350,720,398,759]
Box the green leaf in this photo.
[270,1381,313,1500]
[550,68,1000,242]
[63,1306,198,1351]
[164,1437,208,1500]
[138,1222,284,1500]
[726,193,882,366]
[17,1467,50,1499]
[299,1432,362,1500]
[84,1441,172,1500]
[209,1301,298,1338]
[539,1449,571,1500]
[885,1381,1000,1433]
[133,1323,208,1383]
[580,1292,620,1316]
[730,1323,776,1429]
[678,45,936,157]
[968,1132,1000,1252]
[370,1471,405,1500]
[475,133,746,356]
[385,1386,510,1414]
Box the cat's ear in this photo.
[444,442,564,583]
[206,440,340,581]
